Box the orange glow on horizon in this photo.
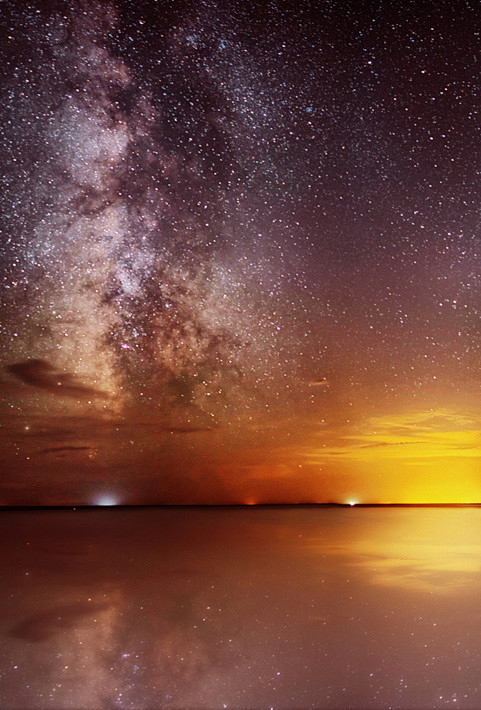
[304,407,481,504]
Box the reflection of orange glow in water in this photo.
[305,408,481,502]
[309,508,481,594]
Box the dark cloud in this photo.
[7,359,109,399]
[37,445,92,455]
[155,425,215,434]
[8,601,110,642]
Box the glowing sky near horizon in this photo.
[1,0,481,504]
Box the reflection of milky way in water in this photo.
[2,507,481,708]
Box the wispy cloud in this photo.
[308,379,330,388]
[306,408,481,463]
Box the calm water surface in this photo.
[1,506,481,708]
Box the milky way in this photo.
[1,0,481,504]
[1,1,305,424]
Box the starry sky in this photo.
[1,0,481,505]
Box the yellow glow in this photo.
[305,408,481,502]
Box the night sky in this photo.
[1,0,481,505]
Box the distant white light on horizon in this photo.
[96,495,118,506]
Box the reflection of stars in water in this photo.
[5,508,481,706]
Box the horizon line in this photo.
[2,502,481,511]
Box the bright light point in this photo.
[96,495,118,506]
[348,500,357,506]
